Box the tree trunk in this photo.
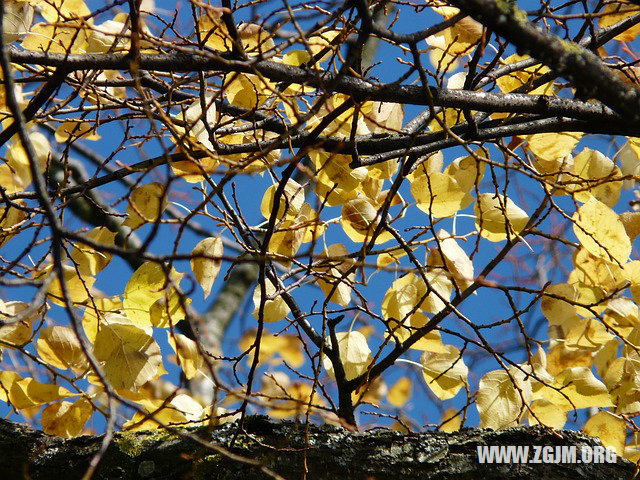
[0,416,635,479]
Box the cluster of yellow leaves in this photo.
[476,349,613,430]
[407,150,530,242]
[0,258,223,437]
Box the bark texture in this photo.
[0,415,635,479]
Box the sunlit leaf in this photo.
[387,377,412,408]
[37,326,89,373]
[71,227,116,276]
[323,331,372,381]
[475,193,529,242]
[167,332,204,380]
[573,196,631,264]
[93,322,163,390]
[477,368,532,429]
[420,345,468,400]
[584,411,626,454]
[252,279,290,323]
[191,236,223,299]
[123,183,168,229]
[41,397,93,438]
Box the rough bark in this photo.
[0,416,635,480]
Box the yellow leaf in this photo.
[191,236,223,299]
[123,182,168,229]
[411,172,473,218]
[548,367,613,410]
[0,370,20,402]
[541,283,578,325]
[223,73,273,110]
[570,247,625,293]
[260,179,305,221]
[252,279,290,323]
[9,376,76,409]
[267,218,306,268]
[407,152,444,182]
[38,0,91,23]
[93,322,163,390]
[477,368,532,429]
[564,318,614,352]
[123,261,180,327]
[37,326,89,373]
[388,377,412,408]
[496,54,553,96]
[264,380,322,420]
[44,264,96,307]
[41,397,93,438]
[426,10,482,70]
[572,148,622,207]
[54,121,99,143]
[124,394,204,430]
[584,411,626,454]
[71,227,116,276]
[6,132,50,187]
[599,2,640,42]
[315,244,355,307]
[573,197,631,265]
[524,132,582,163]
[323,331,372,381]
[86,20,128,53]
[475,193,529,242]
[443,151,486,192]
[0,162,25,194]
[196,8,230,52]
[620,211,640,242]
[283,50,311,66]
[167,332,204,380]
[307,29,340,62]
[238,330,305,368]
[593,339,620,378]
[528,399,567,429]
[603,298,639,338]
[624,260,640,305]
[440,407,463,432]
[386,312,450,352]
[0,301,36,348]
[409,316,450,352]
[81,296,123,342]
[179,94,217,152]
[619,139,640,189]
[149,288,190,328]
[2,0,34,44]
[22,21,89,54]
[362,101,404,136]
[546,344,592,376]
[341,196,392,244]
[171,156,218,183]
[420,345,468,400]
[0,201,26,249]
[428,229,474,290]
[376,246,409,270]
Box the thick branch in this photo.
[0,416,633,479]
[7,50,626,124]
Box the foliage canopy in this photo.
[1,0,640,469]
